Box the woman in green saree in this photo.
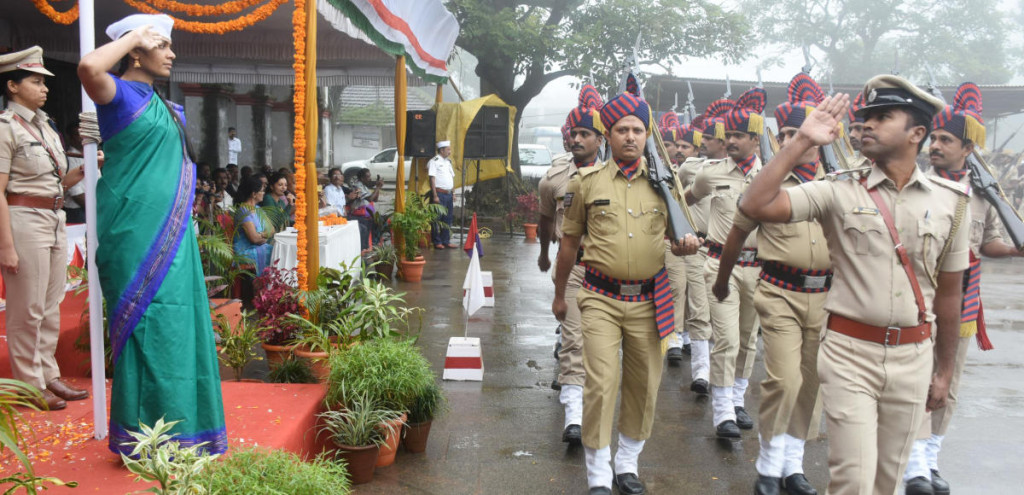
[78,14,227,456]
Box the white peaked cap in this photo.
[437,140,451,148]
[106,14,174,42]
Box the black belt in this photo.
[584,269,655,297]
[760,261,833,291]
[706,241,759,264]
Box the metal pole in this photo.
[79,0,107,440]
[459,158,467,246]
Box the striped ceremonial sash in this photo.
[759,261,832,294]
[961,252,993,350]
[582,265,675,354]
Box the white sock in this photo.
[668,331,682,350]
[782,434,805,477]
[732,377,749,408]
[682,331,691,345]
[755,433,786,477]
[926,434,944,472]
[690,340,710,381]
[614,432,645,476]
[904,439,931,481]
[712,386,736,426]
[559,385,583,428]
[585,445,613,489]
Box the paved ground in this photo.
[352,234,1022,495]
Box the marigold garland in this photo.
[292,0,309,291]
[123,0,287,35]
[31,0,79,25]
[134,0,266,16]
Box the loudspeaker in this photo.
[405,110,436,158]
[464,106,510,159]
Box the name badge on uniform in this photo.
[715,185,730,191]
[563,192,574,208]
[593,199,611,206]
[852,207,879,215]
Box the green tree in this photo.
[740,0,1014,84]
[449,0,749,171]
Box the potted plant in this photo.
[252,267,303,368]
[390,194,445,282]
[213,310,265,381]
[317,394,402,485]
[403,382,447,453]
[197,447,350,494]
[350,276,423,342]
[265,356,318,384]
[325,339,434,467]
[508,191,540,241]
[369,243,398,281]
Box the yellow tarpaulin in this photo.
[410,94,517,194]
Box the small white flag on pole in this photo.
[462,244,485,316]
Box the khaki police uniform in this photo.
[787,166,970,495]
[693,156,762,402]
[916,169,1002,438]
[0,101,69,391]
[677,157,715,380]
[562,157,673,449]
[538,152,585,388]
[736,168,830,451]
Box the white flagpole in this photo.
[78,0,108,440]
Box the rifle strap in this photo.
[861,179,928,325]
[930,193,968,286]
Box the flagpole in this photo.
[79,0,107,440]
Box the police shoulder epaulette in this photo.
[825,166,871,182]
[0,109,11,124]
[577,162,604,179]
[927,174,970,196]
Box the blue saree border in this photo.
[108,95,196,365]
[109,421,229,457]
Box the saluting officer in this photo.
[552,81,699,495]
[902,83,1024,495]
[0,47,89,411]
[686,87,767,438]
[538,84,604,447]
[713,73,832,495]
[739,76,969,495]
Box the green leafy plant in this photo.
[350,277,422,342]
[196,447,351,495]
[195,213,254,298]
[266,356,318,384]
[370,242,398,266]
[214,310,265,381]
[391,194,446,260]
[407,382,448,424]
[325,339,435,412]
[0,379,78,493]
[317,393,402,448]
[120,417,220,495]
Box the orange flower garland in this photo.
[30,0,79,25]
[122,0,287,35]
[132,0,267,16]
[292,0,309,291]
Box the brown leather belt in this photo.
[6,193,64,211]
[828,314,930,346]
[435,188,451,194]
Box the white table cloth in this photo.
[271,222,361,272]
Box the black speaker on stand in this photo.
[463,106,510,159]
[405,109,437,158]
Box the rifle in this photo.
[685,81,697,125]
[925,68,1024,249]
[799,50,842,173]
[617,36,696,240]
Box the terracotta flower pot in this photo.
[373,262,395,281]
[402,420,432,454]
[334,443,379,484]
[293,346,330,382]
[260,342,297,370]
[375,412,407,467]
[399,258,426,282]
[523,223,538,242]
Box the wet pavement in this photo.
[355,234,1023,495]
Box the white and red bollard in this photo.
[442,337,484,381]
[462,271,494,307]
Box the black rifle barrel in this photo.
[968,153,1024,249]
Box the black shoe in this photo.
[561,424,581,446]
[613,473,645,495]
[682,343,692,355]
[905,476,935,495]
[551,379,562,391]
[588,488,611,495]
[716,420,741,438]
[553,341,562,360]
[666,347,684,366]
[930,470,950,495]
[735,406,754,429]
[690,378,709,395]
[782,473,817,495]
[754,475,781,495]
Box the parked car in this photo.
[341,147,413,183]
[518,144,553,180]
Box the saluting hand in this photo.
[133,25,166,51]
[797,94,851,146]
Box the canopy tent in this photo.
[409,95,517,195]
